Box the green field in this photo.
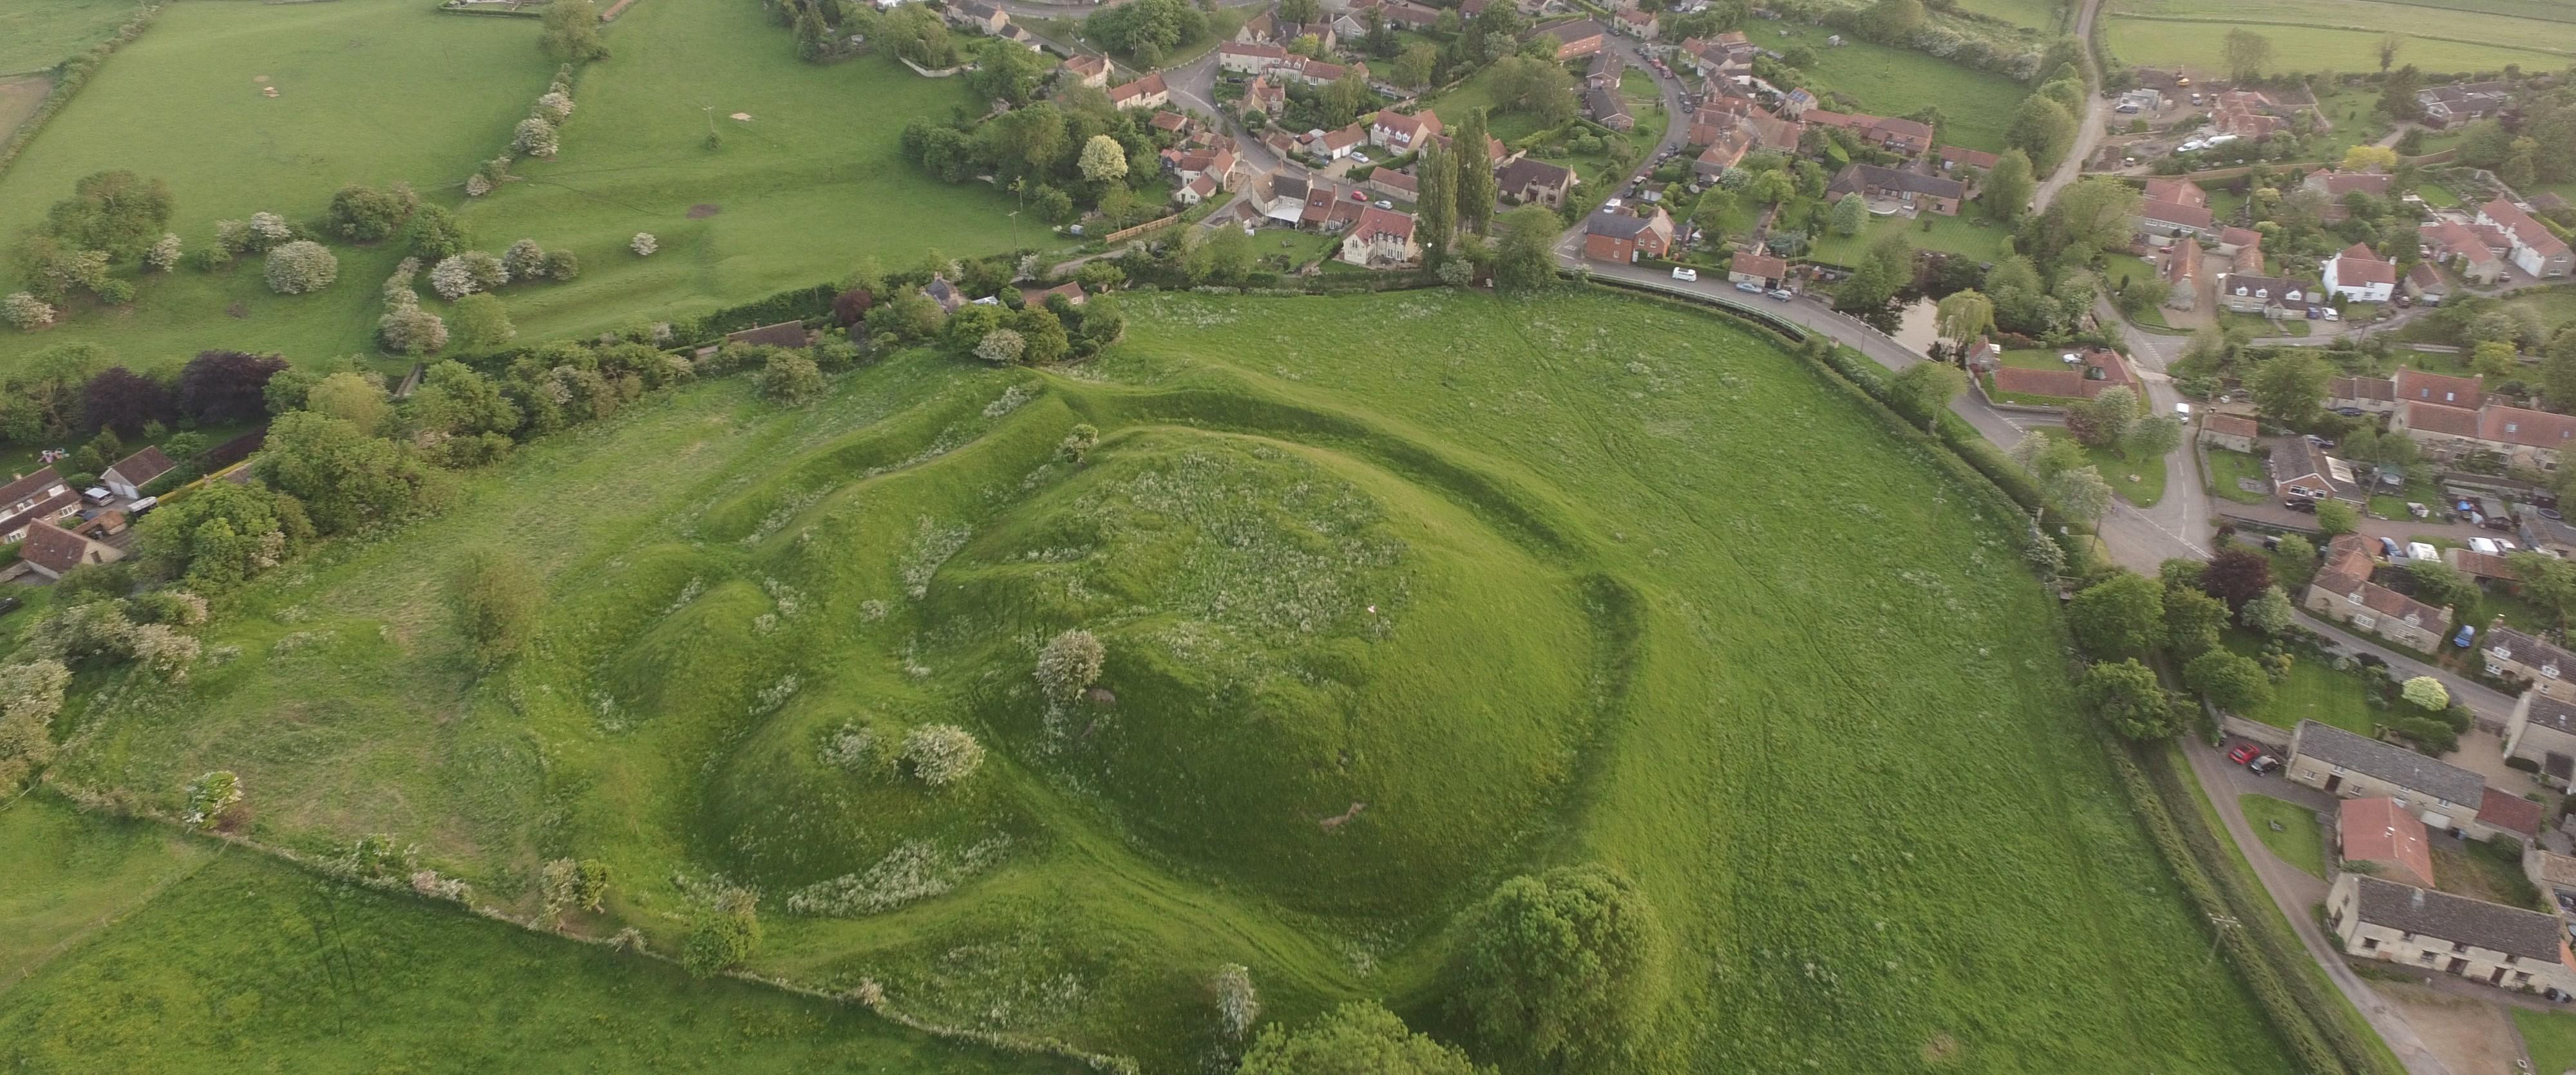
[2508,286,2576,333]
[2105,0,2574,75]
[1951,0,2072,30]
[0,0,560,377]
[455,0,1047,350]
[2237,794,2327,878]
[0,798,1081,1074]
[35,287,2297,1072]
[0,796,213,989]
[1768,25,2031,154]
[1808,209,2013,266]
[0,0,144,76]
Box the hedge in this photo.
[0,5,166,183]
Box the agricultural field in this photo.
[33,287,2298,1072]
[2104,0,2575,75]
[455,0,1047,350]
[1766,24,2031,154]
[0,796,211,988]
[0,0,558,378]
[0,0,144,75]
[1951,0,2074,31]
[0,798,1081,1074]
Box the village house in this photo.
[1586,51,1622,89]
[2199,411,2257,453]
[1235,9,1278,44]
[1676,32,1755,77]
[1218,41,1293,76]
[101,447,176,501]
[1243,74,1285,115]
[1727,250,1788,290]
[1019,281,1086,308]
[1061,53,1110,88]
[1584,86,1634,131]
[1527,18,1607,59]
[2323,242,2397,303]
[2329,874,2576,995]
[942,0,1010,34]
[1495,156,1578,208]
[1984,346,2136,402]
[1340,205,1419,267]
[1581,205,1673,263]
[2144,177,2207,207]
[2161,237,2200,310]
[2420,219,2510,285]
[1936,145,1998,176]
[2505,691,2576,789]
[2486,622,2576,704]
[2398,368,2483,409]
[2477,198,2574,279]
[2338,796,2436,890]
[2215,225,2261,257]
[2275,440,2365,504]
[1800,110,1931,156]
[2328,375,2398,415]
[1369,108,1440,151]
[2404,263,2450,305]
[1292,59,1365,89]
[2302,534,2452,651]
[0,468,77,545]
[2216,273,2318,319]
[2306,169,2393,198]
[2211,89,2298,140]
[2287,720,2539,843]
[2394,399,2576,469]
[2416,80,2512,127]
[1612,6,1657,37]
[1108,72,1170,110]
[1825,164,1962,216]
[2137,196,2217,241]
[18,519,122,580]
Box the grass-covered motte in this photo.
[33,288,2297,1072]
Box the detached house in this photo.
[2275,440,2363,503]
[1108,72,1170,110]
[1061,53,1110,88]
[2322,242,2397,303]
[1584,86,1633,131]
[18,519,122,580]
[2416,80,2512,127]
[2216,273,2318,319]
[1368,109,1441,151]
[0,467,77,545]
[2485,622,2576,704]
[2301,534,2448,651]
[1825,164,1962,216]
[1581,206,1673,264]
[943,0,1010,34]
[1527,18,1607,59]
[2477,198,2574,279]
[1727,251,1788,290]
[1495,156,1578,209]
[2328,874,2576,996]
[101,446,176,500]
[1340,206,1419,267]
[2287,720,2538,843]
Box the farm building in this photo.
[2327,874,2576,996]
[2198,413,2255,453]
[2286,720,2536,842]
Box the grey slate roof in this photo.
[2352,875,2568,964]
[1584,210,1654,239]
[2293,720,2486,807]
[2530,693,2576,735]
[2488,624,2573,675]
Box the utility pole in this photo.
[2205,913,2242,964]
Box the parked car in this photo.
[1766,288,1793,300]
[1671,266,1698,282]
[2175,402,2192,418]
[2470,536,2501,555]
[2283,498,2317,513]
[2456,624,2479,648]
[2228,743,2262,765]
[1374,200,1393,209]
[2333,406,2365,417]
[1350,151,1372,164]
[2376,536,2400,559]
[1734,280,1763,293]
[2406,541,2438,561]
[2249,754,2281,775]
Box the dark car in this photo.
[2283,498,2317,513]
[2333,406,2365,417]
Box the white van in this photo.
[2470,537,2502,556]
[2406,541,2438,562]
[2174,402,2192,418]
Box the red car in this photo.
[2228,743,2262,765]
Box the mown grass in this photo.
[0,803,1085,1074]
[1766,24,2030,154]
[2226,632,2382,736]
[2239,793,2327,878]
[2103,0,2573,75]
[2516,1009,2576,1075]
[0,0,560,378]
[0,0,144,75]
[2034,427,2168,507]
[455,0,1052,351]
[0,793,213,988]
[1806,209,2012,267]
[44,288,2298,1072]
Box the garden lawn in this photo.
[1766,25,2030,154]
[2101,0,2572,76]
[0,0,145,75]
[41,287,2300,1074]
[2506,286,2576,333]
[1421,66,1557,145]
[2225,633,2380,736]
[2207,447,2270,504]
[455,0,1050,351]
[0,0,560,379]
[2237,794,2327,878]
[2224,311,2309,337]
[0,810,1084,1074]
[1807,210,2011,267]
[2416,182,2462,207]
[2517,1009,2576,1075]
[2035,426,2166,506]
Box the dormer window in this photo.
[2509,422,2520,433]
[2547,664,2561,679]
[2349,592,2363,604]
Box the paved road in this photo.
[2184,736,2463,1075]
[2031,0,2109,211]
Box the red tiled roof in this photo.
[1940,145,1998,171]
[1730,251,1787,279]
[2395,368,2483,406]
[1351,205,1415,242]
[2483,198,2572,259]
[2141,198,2214,230]
[18,519,103,576]
[2143,178,2207,208]
[2204,413,2257,439]
[2315,171,2393,197]
[2405,401,2481,437]
[2334,244,2397,286]
[2479,404,2576,450]
[2219,226,2260,248]
[2478,789,2543,837]
[2340,797,2435,889]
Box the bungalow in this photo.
[2137,197,2217,239]
[2505,692,2576,788]
[2299,536,2449,651]
[1370,108,1441,151]
[2327,874,2576,996]
[1312,123,1367,160]
[1801,110,1931,156]
[2162,237,2200,310]
[2477,198,2574,279]
[2287,720,2536,842]
[2416,80,2512,127]
[2216,273,2318,319]
[2323,242,2397,303]
[1824,163,1962,216]
[2143,177,2208,208]
[1728,250,1788,290]
[2338,797,2436,890]
[2273,439,2365,505]
[1528,19,1607,59]
[1061,53,1110,88]
[2487,622,2576,704]
[2420,220,2507,286]
[1586,51,1622,89]
[1584,86,1633,131]
[102,446,176,500]
[18,519,122,580]
[2404,262,2450,305]
[2199,411,2257,453]
[1581,206,1674,264]
[1019,281,1087,308]
[1984,347,2136,402]
[2328,375,2398,415]
[1612,6,1657,36]
[1936,145,1998,175]
[1340,205,1420,266]
[1108,72,1170,110]
[1495,156,1578,208]
[942,0,1009,33]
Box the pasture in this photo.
[2105,0,2574,75]
[1767,24,2030,154]
[44,286,2297,1072]
[0,0,557,375]
[456,0,1048,348]
[0,799,1083,1074]
[0,0,143,75]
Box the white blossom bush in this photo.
[901,724,985,785]
[502,238,548,280]
[379,301,448,354]
[263,240,340,294]
[513,116,559,156]
[3,292,54,330]
[184,770,242,828]
[818,723,878,771]
[1034,628,1104,702]
[1212,963,1260,1039]
[247,211,294,250]
[535,91,574,122]
[464,173,494,198]
[783,837,1010,916]
[0,659,70,789]
[973,328,1025,366]
[631,232,658,256]
[144,232,182,272]
[128,624,202,682]
[429,251,508,300]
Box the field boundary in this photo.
[2104,12,2576,61]
[0,4,165,183]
